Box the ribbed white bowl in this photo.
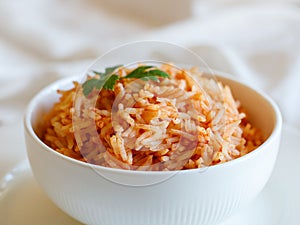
[24,72,282,225]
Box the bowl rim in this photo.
[24,70,282,175]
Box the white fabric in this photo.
[0,0,300,177]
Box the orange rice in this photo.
[42,64,263,171]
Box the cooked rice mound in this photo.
[42,64,263,171]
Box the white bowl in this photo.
[24,72,282,225]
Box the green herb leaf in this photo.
[124,66,170,81]
[104,65,123,76]
[103,74,119,90]
[124,66,154,79]
[82,65,170,96]
[147,69,170,78]
[82,65,122,96]
[82,78,101,96]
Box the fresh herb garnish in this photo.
[82,65,170,96]
[82,65,122,96]
[123,66,169,82]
